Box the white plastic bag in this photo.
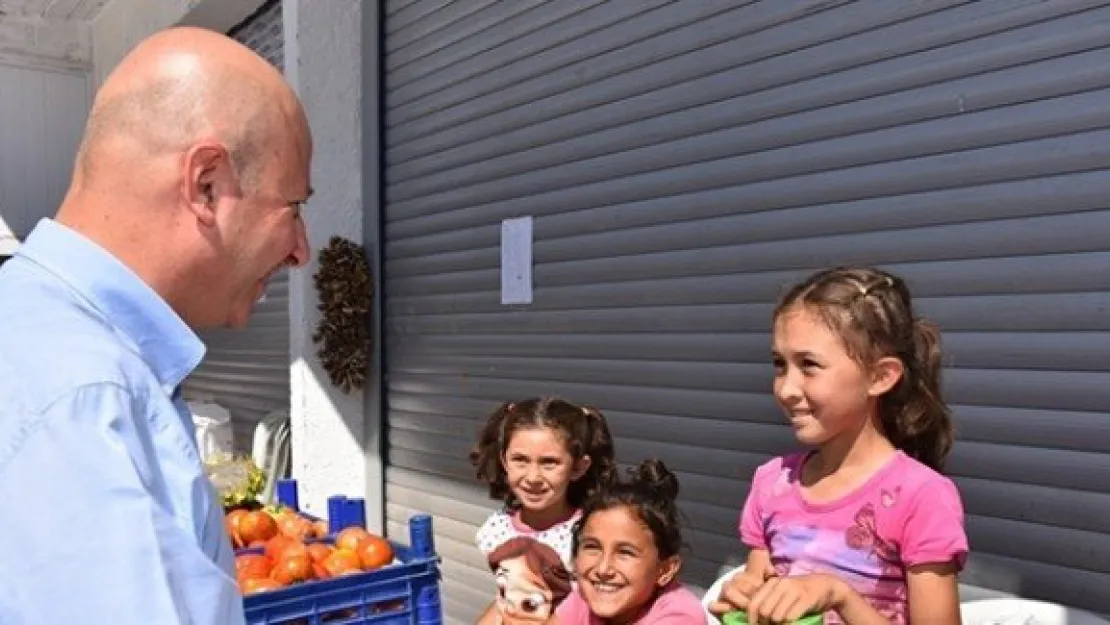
[189,400,234,462]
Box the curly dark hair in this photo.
[469,397,617,509]
[572,458,683,560]
[775,266,954,472]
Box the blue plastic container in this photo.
[239,480,442,624]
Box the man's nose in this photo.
[288,218,310,268]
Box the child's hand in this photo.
[708,569,771,616]
[744,573,844,624]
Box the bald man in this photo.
[0,27,311,624]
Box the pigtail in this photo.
[574,406,618,504]
[469,401,515,505]
[880,319,953,472]
[631,458,680,502]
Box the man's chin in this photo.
[225,301,257,329]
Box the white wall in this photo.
[284,0,375,529]
[0,9,92,253]
[0,64,89,239]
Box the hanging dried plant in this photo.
[312,236,373,393]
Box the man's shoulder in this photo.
[0,277,146,412]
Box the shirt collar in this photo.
[17,219,205,393]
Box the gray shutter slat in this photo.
[386,0,592,77]
[385,251,1110,309]
[385,0,506,57]
[388,170,1110,258]
[385,0,444,29]
[387,0,660,104]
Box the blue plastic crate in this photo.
[238,480,442,625]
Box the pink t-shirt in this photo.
[739,451,967,625]
[555,581,706,624]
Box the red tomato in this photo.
[241,576,283,595]
[271,554,314,585]
[322,548,361,577]
[356,536,394,571]
[238,511,278,545]
[334,527,370,552]
[306,543,333,563]
[225,510,248,548]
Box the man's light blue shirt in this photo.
[0,219,245,624]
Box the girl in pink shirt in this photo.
[557,459,707,624]
[711,267,968,624]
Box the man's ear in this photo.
[867,356,905,397]
[656,555,681,587]
[572,455,592,481]
[182,141,234,227]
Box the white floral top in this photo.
[476,507,582,569]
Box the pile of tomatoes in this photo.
[226,508,395,595]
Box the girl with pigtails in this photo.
[712,267,969,625]
[471,397,618,624]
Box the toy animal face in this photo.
[495,556,555,622]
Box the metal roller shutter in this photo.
[381,1,1110,621]
[184,0,289,450]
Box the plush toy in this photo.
[488,537,573,625]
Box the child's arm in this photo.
[708,548,775,615]
[741,561,961,625]
[822,561,960,624]
[905,562,961,624]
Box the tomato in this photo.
[275,539,309,562]
[334,527,370,552]
[241,576,283,595]
[306,543,333,563]
[263,535,292,562]
[312,561,332,580]
[356,535,394,571]
[278,514,316,542]
[271,553,314,585]
[238,511,278,545]
[322,548,361,577]
[225,510,248,548]
[235,554,272,577]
